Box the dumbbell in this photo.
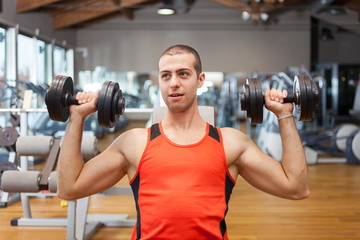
[240,74,319,125]
[45,75,126,128]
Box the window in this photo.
[37,39,46,84]
[54,45,66,76]
[17,34,33,82]
[0,27,5,108]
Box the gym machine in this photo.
[302,123,360,165]
[0,126,20,207]
[1,135,136,240]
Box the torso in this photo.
[123,126,244,181]
[128,122,236,239]
[122,123,243,189]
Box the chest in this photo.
[139,136,227,190]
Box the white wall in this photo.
[76,28,310,73]
[75,1,311,74]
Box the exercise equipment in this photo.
[301,123,360,164]
[0,127,18,151]
[240,74,319,125]
[0,161,18,188]
[0,152,20,208]
[302,123,359,154]
[0,134,135,240]
[346,129,360,164]
[45,75,126,128]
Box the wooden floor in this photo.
[1,123,360,239]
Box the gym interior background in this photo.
[0,0,360,239]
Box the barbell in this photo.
[45,75,126,128]
[240,74,319,125]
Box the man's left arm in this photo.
[265,87,309,198]
[232,87,309,200]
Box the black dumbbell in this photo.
[240,74,319,125]
[45,75,126,128]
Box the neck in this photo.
[162,103,205,131]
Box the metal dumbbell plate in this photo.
[240,78,264,125]
[45,75,73,122]
[240,74,319,124]
[98,81,120,128]
[293,75,318,122]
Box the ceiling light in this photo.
[157,0,175,15]
[157,8,175,15]
[242,11,250,21]
[260,13,269,22]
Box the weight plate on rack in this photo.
[0,127,18,147]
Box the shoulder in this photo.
[219,127,253,163]
[219,127,250,143]
[116,128,148,145]
[108,127,148,164]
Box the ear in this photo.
[197,72,205,88]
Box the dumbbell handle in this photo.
[63,93,80,106]
[262,92,298,105]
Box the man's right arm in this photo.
[56,92,129,200]
[57,114,129,200]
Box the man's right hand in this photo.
[69,90,100,121]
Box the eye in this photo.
[179,72,189,78]
[161,73,170,80]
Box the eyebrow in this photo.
[160,68,192,74]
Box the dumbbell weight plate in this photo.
[249,79,258,124]
[254,78,264,125]
[45,75,74,122]
[111,88,125,123]
[294,75,308,121]
[98,81,119,128]
[240,78,264,125]
[308,77,319,120]
[304,75,314,121]
[294,75,318,122]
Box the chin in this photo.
[167,104,187,113]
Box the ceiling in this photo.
[16,0,360,30]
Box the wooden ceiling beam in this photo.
[209,0,248,11]
[16,0,62,13]
[51,0,152,29]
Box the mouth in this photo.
[169,93,184,97]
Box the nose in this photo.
[169,75,180,88]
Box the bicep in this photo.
[70,143,128,198]
[237,140,292,198]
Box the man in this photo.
[57,44,309,240]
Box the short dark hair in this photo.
[160,44,202,78]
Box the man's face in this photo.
[158,53,204,112]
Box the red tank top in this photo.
[130,122,235,240]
